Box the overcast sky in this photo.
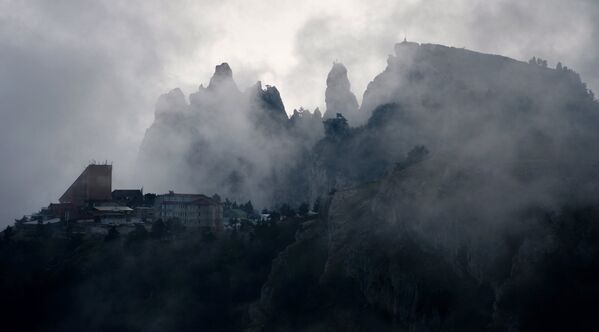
[0,0,598,226]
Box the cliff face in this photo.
[252,153,599,331]
[250,43,599,330]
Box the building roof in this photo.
[94,206,134,212]
[23,218,61,225]
[157,192,221,205]
[192,196,220,205]
[49,203,74,207]
[112,189,143,196]
[160,199,219,206]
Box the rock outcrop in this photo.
[324,63,361,125]
[247,81,288,133]
[208,62,238,92]
[155,88,188,116]
[138,63,323,207]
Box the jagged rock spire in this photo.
[155,88,188,116]
[247,81,288,131]
[324,62,360,125]
[190,62,240,106]
[207,62,238,92]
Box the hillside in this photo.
[251,153,599,330]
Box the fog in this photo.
[1,0,599,226]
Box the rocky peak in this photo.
[252,81,287,118]
[324,62,360,125]
[207,62,238,92]
[155,88,188,116]
[326,63,351,92]
[394,38,420,57]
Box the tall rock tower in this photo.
[323,63,361,125]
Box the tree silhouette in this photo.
[151,219,167,239]
[313,197,322,214]
[2,226,13,242]
[323,113,350,138]
[298,202,310,216]
[104,226,120,242]
[280,204,295,218]
[242,200,255,215]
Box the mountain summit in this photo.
[207,62,238,92]
[323,62,360,125]
[140,42,599,211]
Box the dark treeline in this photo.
[0,215,308,332]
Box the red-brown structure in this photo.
[59,164,112,206]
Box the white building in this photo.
[154,192,223,230]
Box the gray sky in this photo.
[0,0,598,226]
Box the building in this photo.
[46,202,79,221]
[154,192,223,230]
[112,189,144,207]
[92,205,135,225]
[59,164,112,206]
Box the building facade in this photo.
[154,192,223,230]
[59,164,112,206]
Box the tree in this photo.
[312,196,322,213]
[104,226,120,242]
[397,145,430,170]
[201,229,216,242]
[151,219,167,239]
[2,226,13,242]
[556,62,563,71]
[280,204,295,218]
[166,218,185,234]
[127,224,148,243]
[323,113,350,138]
[541,59,548,67]
[36,220,47,238]
[529,57,547,68]
[298,202,310,216]
[268,211,281,222]
[242,200,255,215]
[15,216,27,226]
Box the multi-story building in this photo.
[154,192,223,231]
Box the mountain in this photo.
[247,41,599,330]
[138,63,322,206]
[306,40,599,205]
[140,41,599,210]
